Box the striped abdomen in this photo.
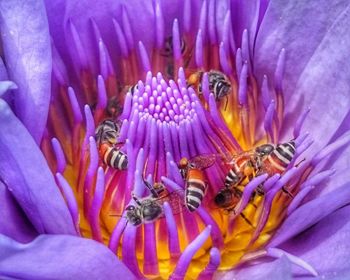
[225,156,251,187]
[185,169,207,212]
[100,144,128,170]
[264,141,296,174]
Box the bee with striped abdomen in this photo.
[215,140,296,213]
[178,154,217,212]
[95,119,128,170]
[187,70,232,109]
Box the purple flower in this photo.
[1,0,350,279]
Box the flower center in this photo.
[40,4,331,279]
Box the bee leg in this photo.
[143,180,160,198]
[224,95,228,111]
[132,193,142,205]
[282,187,294,198]
[240,213,255,228]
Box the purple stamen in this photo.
[261,174,280,193]
[172,19,182,61]
[113,19,129,57]
[143,223,159,275]
[201,72,210,102]
[89,167,105,242]
[96,75,107,110]
[98,39,113,79]
[199,0,208,42]
[312,130,350,166]
[219,42,232,75]
[169,226,212,280]
[295,132,309,147]
[197,247,221,280]
[83,105,95,149]
[264,100,276,142]
[121,6,135,49]
[196,206,224,249]
[55,173,79,233]
[266,248,318,276]
[233,174,269,216]
[83,136,99,215]
[208,93,242,151]
[146,119,158,175]
[155,0,164,49]
[178,122,190,158]
[118,119,129,143]
[120,92,133,120]
[238,62,248,105]
[122,225,143,278]
[178,68,186,89]
[67,19,89,69]
[138,41,151,72]
[51,138,67,173]
[208,0,217,44]
[195,29,204,68]
[261,75,272,111]
[108,216,128,252]
[241,30,251,72]
[67,87,83,123]
[222,11,232,54]
[252,168,298,242]
[293,107,311,138]
[183,0,191,33]
[163,202,181,260]
[52,44,68,85]
[274,49,286,93]
[235,48,242,80]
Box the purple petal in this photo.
[0,100,76,235]
[214,256,292,280]
[268,181,350,248]
[0,0,52,143]
[281,205,350,279]
[255,1,350,149]
[0,182,37,243]
[0,234,136,279]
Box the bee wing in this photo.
[190,154,218,169]
[225,151,255,165]
[158,190,185,215]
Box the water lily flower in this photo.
[1,0,350,279]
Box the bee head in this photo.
[178,157,189,169]
[126,205,142,226]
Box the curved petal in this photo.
[254,0,350,150]
[0,234,137,280]
[214,256,292,280]
[0,0,52,144]
[281,205,350,279]
[268,181,350,248]
[0,182,37,243]
[0,99,76,235]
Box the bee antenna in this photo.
[224,95,228,111]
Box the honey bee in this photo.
[178,154,217,212]
[214,187,255,227]
[95,119,128,170]
[125,180,184,226]
[160,36,193,79]
[160,36,187,58]
[187,70,232,109]
[224,141,296,188]
[106,96,123,118]
[214,141,296,215]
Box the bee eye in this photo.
[126,205,135,211]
